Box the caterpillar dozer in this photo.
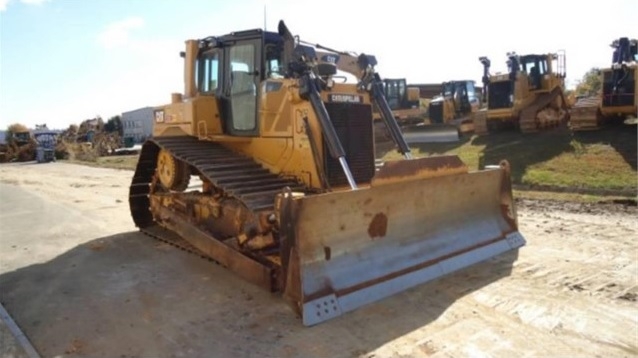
[128,21,525,326]
[377,78,430,143]
[381,78,422,120]
[0,124,36,163]
[375,78,463,143]
[475,51,569,134]
[427,80,481,136]
[570,37,638,131]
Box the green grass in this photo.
[382,125,637,195]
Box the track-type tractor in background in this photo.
[427,80,481,136]
[376,78,464,143]
[570,37,637,131]
[475,51,569,134]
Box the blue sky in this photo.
[1,0,636,129]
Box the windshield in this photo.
[13,132,30,142]
[522,57,548,75]
[466,81,477,101]
[385,80,406,99]
[443,82,455,97]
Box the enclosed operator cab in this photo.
[381,78,419,111]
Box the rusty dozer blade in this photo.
[400,123,460,143]
[278,156,525,326]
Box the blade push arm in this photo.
[356,54,413,159]
[279,21,359,190]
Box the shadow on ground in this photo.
[571,123,637,170]
[375,135,473,160]
[399,126,573,185]
[400,123,636,187]
[471,127,574,184]
[0,231,519,358]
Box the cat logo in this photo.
[321,54,339,64]
[329,94,363,103]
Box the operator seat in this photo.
[529,66,541,90]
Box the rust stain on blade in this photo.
[372,155,468,186]
[367,213,388,239]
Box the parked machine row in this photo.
[376,37,636,140]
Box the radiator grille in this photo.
[603,69,636,107]
[323,103,375,187]
[428,101,444,123]
[487,81,514,110]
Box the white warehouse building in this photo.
[122,106,154,144]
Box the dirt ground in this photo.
[0,162,636,358]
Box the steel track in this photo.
[128,136,309,265]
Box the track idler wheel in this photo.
[157,149,190,191]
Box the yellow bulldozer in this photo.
[376,78,464,143]
[570,37,638,130]
[427,80,481,136]
[381,78,423,123]
[128,21,525,326]
[0,124,36,163]
[376,78,430,143]
[475,51,569,134]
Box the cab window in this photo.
[197,51,220,93]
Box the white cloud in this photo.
[0,0,10,11]
[97,17,145,50]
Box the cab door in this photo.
[223,38,262,136]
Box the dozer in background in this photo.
[475,51,569,134]
[0,125,36,163]
[427,80,481,137]
[128,20,525,326]
[381,78,423,123]
[570,37,637,131]
[378,78,464,143]
[377,78,432,143]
